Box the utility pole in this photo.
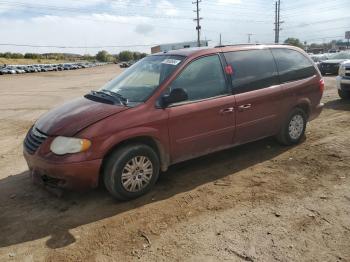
[274,1,278,43]
[274,0,283,43]
[247,33,253,43]
[219,33,222,46]
[193,0,202,47]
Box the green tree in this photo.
[83,54,94,61]
[284,38,305,49]
[24,53,41,59]
[96,50,110,62]
[140,53,148,59]
[118,51,134,61]
[133,52,142,60]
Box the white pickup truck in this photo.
[337,60,350,99]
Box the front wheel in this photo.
[103,144,160,200]
[338,89,350,99]
[277,108,307,146]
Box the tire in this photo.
[276,108,307,146]
[338,89,350,99]
[103,143,160,200]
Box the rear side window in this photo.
[271,48,317,83]
[223,49,279,94]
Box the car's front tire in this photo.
[277,108,307,146]
[338,89,350,99]
[103,143,160,200]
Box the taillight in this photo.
[319,79,325,93]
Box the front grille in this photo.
[24,127,48,154]
[322,63,338,69]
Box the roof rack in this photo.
[214,43,261,48]
[214,43,287,48]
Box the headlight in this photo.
[50,136,91,155]
[339,65,346,77]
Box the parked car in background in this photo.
[23,45,324,200]
[6,66,17,74]
[119,62,130,68]
[0,67,14,74]
[32,65,43,72]
[328,49,338,53]
[319,51,350,75]
[63,64,73,70]
[336,60,350,99]
[0,61,109,76]
[14,66,26,74]
[24,65,37,73]
[57,64,64,71]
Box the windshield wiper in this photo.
[101,89,128,106]
[85,90,124,106]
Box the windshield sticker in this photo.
[161,59,181,66]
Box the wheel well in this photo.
[99,136,169,185]
[296,103,310,119]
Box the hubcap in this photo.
[288,114,304,140]
[121,156,153,192]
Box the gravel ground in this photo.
[0,66,349,262]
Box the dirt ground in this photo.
[0,65,349,262]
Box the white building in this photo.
[151,40,209,54]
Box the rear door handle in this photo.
[238,104,252,111]
[220,107,234,114]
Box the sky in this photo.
[0,0,349,55]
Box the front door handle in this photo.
[220,107,234,114]
[238,104,252,111]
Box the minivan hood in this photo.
[35,97,128,136]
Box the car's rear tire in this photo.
[103,143,160,200]
[277,108,307,146]
[338,89,350,99]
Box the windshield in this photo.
[101,55,185,104]
[330,52,350,60]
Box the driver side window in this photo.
[168,55,228,102]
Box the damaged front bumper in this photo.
[24,149,102,193]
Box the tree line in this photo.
[95,50,148,62]
[284,38,349,51]
[0,50,148,62]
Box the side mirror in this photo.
[161,88,188,108]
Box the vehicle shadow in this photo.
[324,98,350,111]
[0,137,292,249]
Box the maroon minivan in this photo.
[23,45,324,200]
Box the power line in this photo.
[283,17,350,29]
[0,1,273,20]
[282,0,349,11]
[0,1,272,23]
[303,35,344,42]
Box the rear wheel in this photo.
[103,144,160,200]
[338,89,350,99]
[277,108,307,146]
